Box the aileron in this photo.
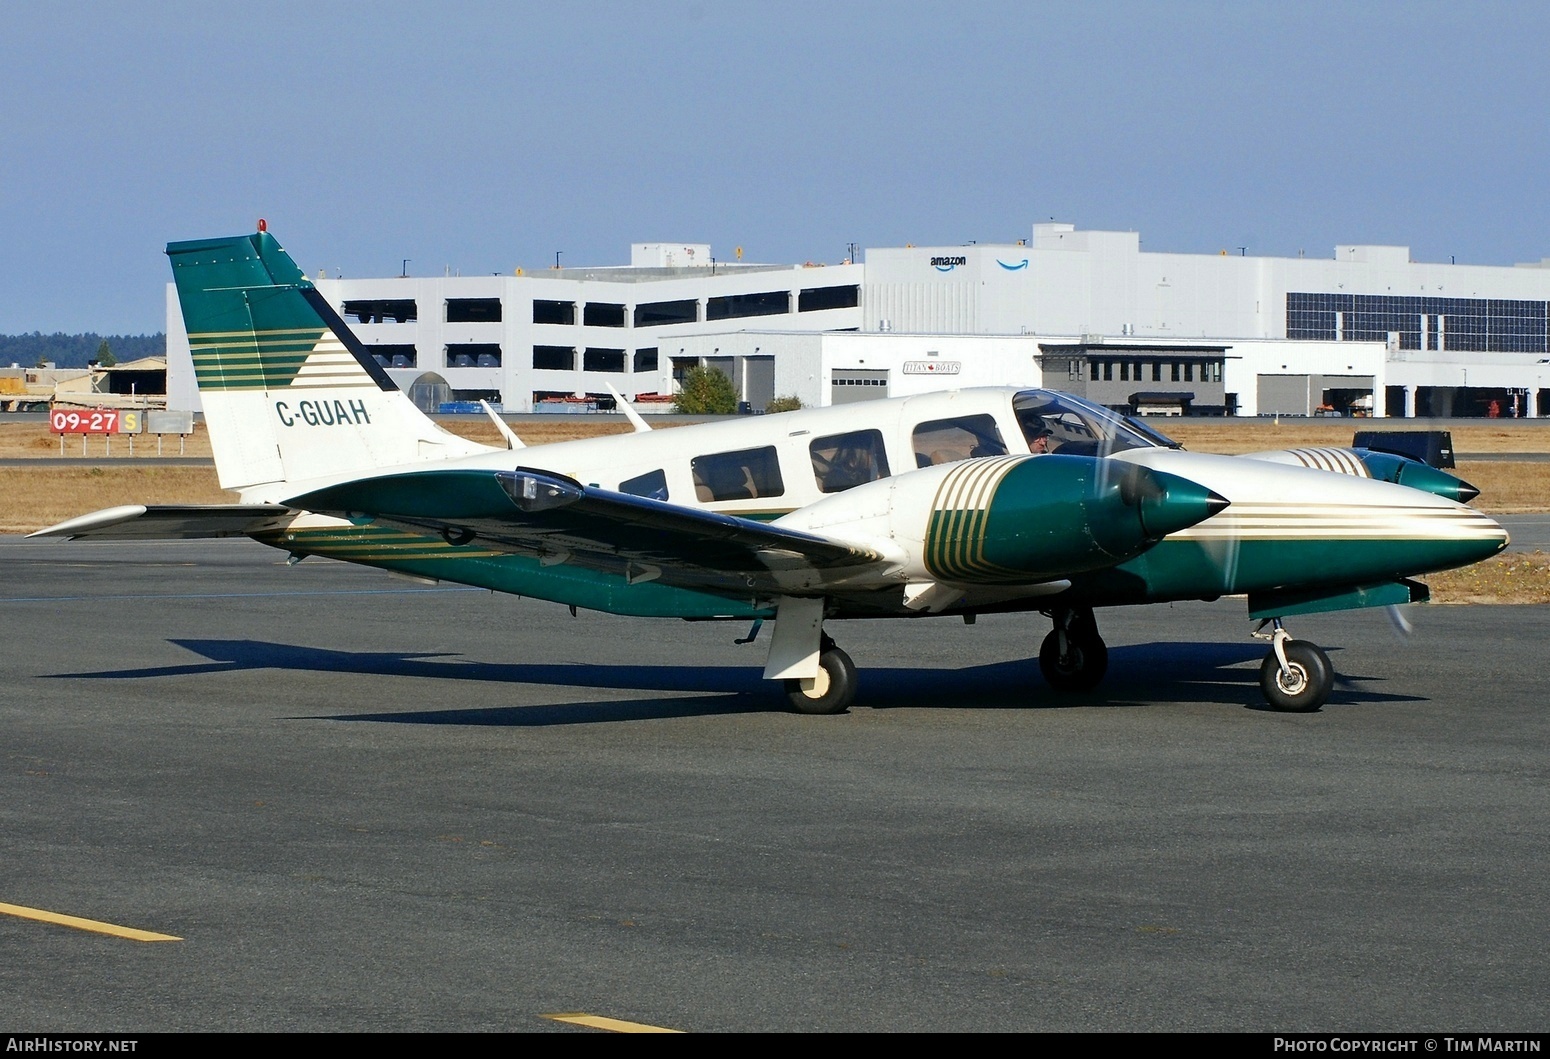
[31,504,293,541]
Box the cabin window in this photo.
[446,298,502,323]
[691,446,784,502]
[619,469,669,501]
[810,429,891,493]
[911,414,1007,467]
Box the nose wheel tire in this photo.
[1259,639,1333,712]
[784,647,858,715]
[1039,627,1109,692]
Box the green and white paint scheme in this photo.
[36,227,1509,715]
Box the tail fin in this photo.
[169,227,492,498]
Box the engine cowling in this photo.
[917,454,1226,582]
[1240,446,1479,503]
[778,454,1226,585]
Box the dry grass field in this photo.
[1419,550,1550,605]
[5,416,1548,603]
[0,419,634,461]
[0,466,230,534]
[1160,420,1550,455]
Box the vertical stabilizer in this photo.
[168,228,493,498]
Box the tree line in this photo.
[0,333,166,369]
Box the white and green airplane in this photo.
[35,227,1508,714]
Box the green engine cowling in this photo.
[923,455,1227,583]
[1353,449,1480,503]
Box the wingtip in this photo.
[27,504,150,539]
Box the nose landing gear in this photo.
[1253,619,1334,712]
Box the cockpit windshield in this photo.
[1012,390,1179,456]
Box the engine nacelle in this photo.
[777,454,1226,585]
[1240,447,1480,503]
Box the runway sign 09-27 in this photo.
[49,409,143,434]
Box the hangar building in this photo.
[165,223,1550,418]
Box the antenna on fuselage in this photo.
[480,400,524,449]
[606,384,652,433]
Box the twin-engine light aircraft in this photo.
[36,228,1509,714]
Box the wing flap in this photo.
[284,468,886,592]
[29,504,294,540]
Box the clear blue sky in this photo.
[4,0,1548,334]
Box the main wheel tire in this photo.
[1259,640,1333,712]
[784,647,858,715]
[1038,627,1109,692]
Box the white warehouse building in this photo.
[166,222,1550,418]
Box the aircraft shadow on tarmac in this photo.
[48,637,1424,725]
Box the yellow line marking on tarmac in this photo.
[542,1013,683,1033]
[0,901,181,942]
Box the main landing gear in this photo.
[784,633,858,715]
[770,602,1336,716]
[1252,619,1334,712]
[763,597,860,715]
[1038,606,1108,692]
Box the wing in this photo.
[30,504,294,540]
[284,467,890,595]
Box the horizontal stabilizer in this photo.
[285,468,885,595]
[29,504,293,541]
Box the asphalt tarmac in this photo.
[1,537,1547,1032]
[1499,513,1550,550]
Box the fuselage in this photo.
[255,388,1508,621]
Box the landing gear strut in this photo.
[1039,606,1109,692]
[784,634,858,715]
[1252,619,1333,712]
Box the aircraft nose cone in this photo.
[1454,479,1481,504]
[1131,468,1230,539]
